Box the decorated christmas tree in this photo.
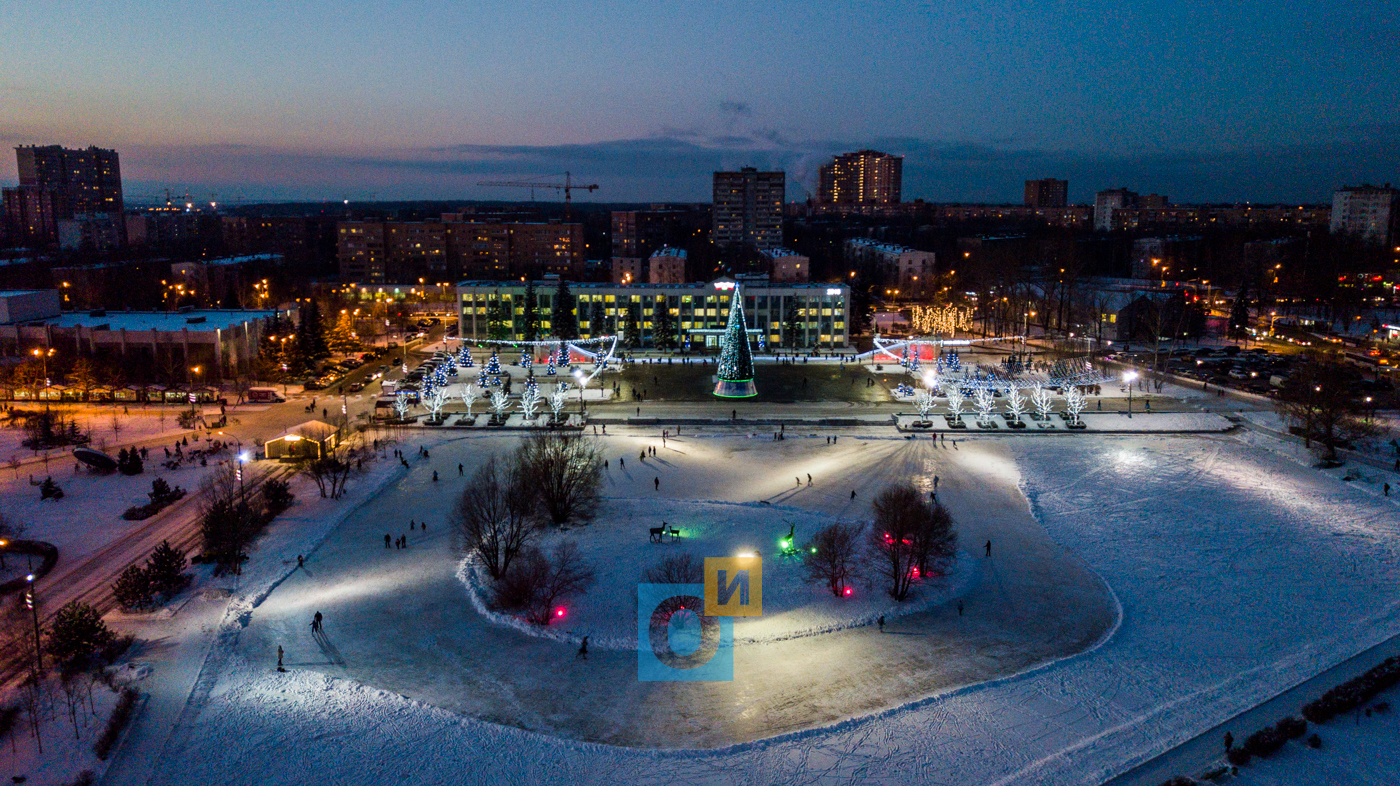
[545,355,556,376]
[520,349,532,371]
[485,350,501,375]
[713,286,757,398]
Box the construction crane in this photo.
[475,171,598,220]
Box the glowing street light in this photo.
[1123,370,1140,418]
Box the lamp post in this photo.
[1123,370,1139,418]
[572,369,587,415]
[0,538,8,570]
[25,573,41,674]
[32,347,55,408]
[189,365,203,415]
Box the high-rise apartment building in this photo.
[337,219,583,283]
[1094,188,1139,231]
[1023,178,1068,208]
[1330,185,1400,245]
[611,209,691,258]
[3,145,124,246]
[712,168,785,249]
[818,150,902,205]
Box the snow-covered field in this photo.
[88,425,1400,785]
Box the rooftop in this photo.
[31,309,274,331]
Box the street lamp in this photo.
[572,369,587,415]
[32,347,55,407]
[25,573,41,674]
[1123,370,1139,418]
[189,366,203,414]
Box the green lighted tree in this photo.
[653,298,677,350]
[782,304,803,348]
[487,297,510,341]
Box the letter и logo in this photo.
[704,556,762,617]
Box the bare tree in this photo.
[642,553,703,584]
[295,424,359,499]
[516,432,602,526]
[493,542,596,625]
[452,455,537,580]
[198,464,261,575]
[1277,356,1376,462]
[910,499,957,578]
[802,521,863,597]
[868,484,939,601]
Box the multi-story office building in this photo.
[1330,185,1400,245]
[713,168,785,249]
[1023,178,1068,208]
[844,238,936,297]
[759,248,810,283]
[457,276,850,349]
[3,145,124,246]
[57,214,125,251]
[337,219,583,283]
[818,151,902,205]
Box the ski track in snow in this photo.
[145,430,1400,786]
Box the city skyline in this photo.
[2,1,1396,203]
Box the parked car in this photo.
[346,382,366,392]
[303,379,327,391]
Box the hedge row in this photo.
[1302,655,1400,724]
[94,687,140,760]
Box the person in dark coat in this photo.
[984,540,992,558]
[576,636,589,660]
[877,615,885,633]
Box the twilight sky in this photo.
[2,1,1396,205]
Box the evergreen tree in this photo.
[1228,283,1251,339]
[714,287,757,397]
[296,300,330,362]
[550,279,578,339]
[589,300,607,338]
[112,564,153,611]
[782,304,803,348]
[146,539,189,595]
[327,309,362,355]
[620,301,639,349]
[46,600,115,666]
[653,298,677,350]
[521,279,540,342]
[487,298,510,341]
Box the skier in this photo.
[312,611,323,634]
[576,636,589,660]
[877,615,885,633]
[984,540,992,558]
[654,477,660,491]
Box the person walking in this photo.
[984,540,992,558]
[458,463,464,476]
[877,615,885,633]
[619,457,624,469]
[1224,732,1234,752]
[384,533,391,548]
[297,555,304,569]
[934,475,939,490]
[1386,483,1392,497]
[957,600,964,616]
[654,476,660,491]
[576,636,589,660]
[851,489,857,500]
[277,645,286,672]
[796,477,802,487]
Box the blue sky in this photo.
[2,1,1396,203]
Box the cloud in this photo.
[718,100,752,118]
[113,126,1400,205]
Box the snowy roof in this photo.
[38,309,274,331]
